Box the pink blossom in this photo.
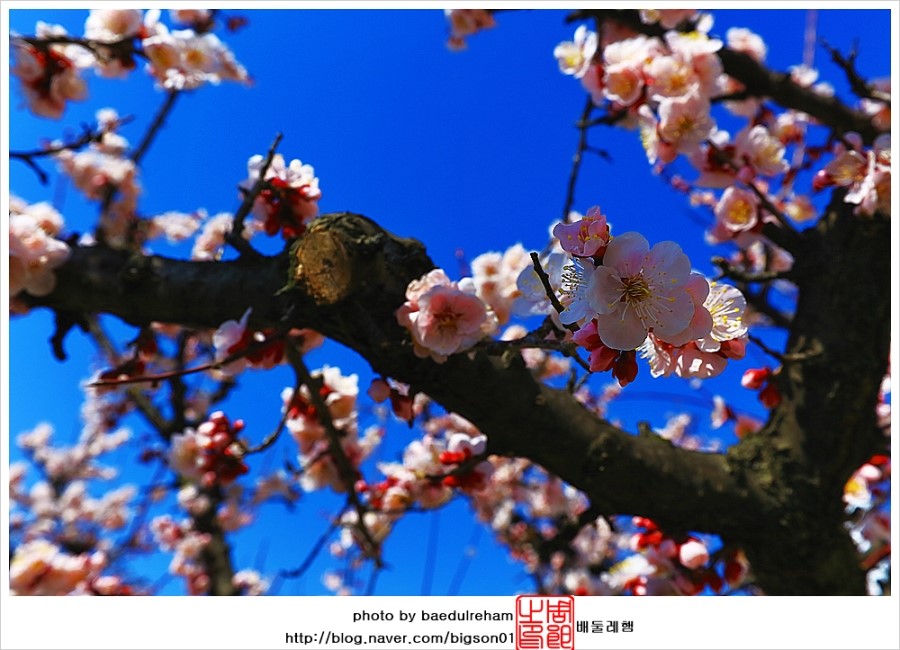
[552,206,611,258]
[143,29,249,91]
[397,269,497,362]
[233,569,269,596]
[678,538,710,570]
[640,281,748,379]
[169,9,213,25]
[600,35,658,105]
[11,35,88,119]
[191,211,259,261]
[658,273,713,347]
[10,540,105,595]
[646,55,702,100]
[415,286,492,356]
[148,211,203,243]
[584,232,695,351]
[637,105,677,165]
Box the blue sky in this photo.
[7,8,891,596]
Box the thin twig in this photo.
[108,462,169,562]
[479,336,591,373]
[85,316,170,435]
[530,252,579,333]
[748,333,784,362]
[12,155,49,185]
[278,516,343,579]
[446,523,482,596]
[745,179,798,235]
[18,33,146,61]
[711,257,793,284]
[10,121,122,185]
[743,287,793,329]
[87,329,288,388]
[365,565,381,596]
[243,352,303,454]
[227,133,283,257]
[821,40,891,105]
[748,333,822,363]
[561,96,596,223]
[130,90,180,165]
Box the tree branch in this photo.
[25,201,889,594]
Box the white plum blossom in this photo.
[469,244,531,325]
[567,232,696,351]
[657,95,716,154]
[726,27,767,62]
[734,124,789,178]
[84,10,144,42]
[143,27,249,91]
[554,25,598,78]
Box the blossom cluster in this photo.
[282,367,382,494]
[552,13,892,246]
[11,10,248,119]
[552,207,747,382]
[241,153,322,238]
[168,411,249,488]
[9,539,109,595]
[9,196,70,300]
[814,133,891,217]
[150,514,214,595]
[10,422,136,596]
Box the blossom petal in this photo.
[595,306,648,350]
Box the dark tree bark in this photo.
[25,185,890,594]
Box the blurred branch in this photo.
[10,119,133,185]
[84,316,170,435]
[712,257,794,284]
[243,347,302,454]
[278,515,343,580]
[292,348,384,567]
[821,40,891,105]
[130,90,180,166]
[478,333,591,373]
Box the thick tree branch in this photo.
[25,200,889,594]
[27,214,754,534]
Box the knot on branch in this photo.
[292,225,353,305]
[288,212,434,314]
